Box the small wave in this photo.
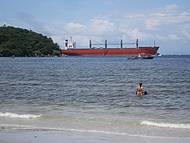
[0,124,185,139]
[141,121,190,129]
[0,112,41,119]
[0,124,128,135]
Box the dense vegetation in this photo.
[0,25,60,57]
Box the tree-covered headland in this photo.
[0,25,60,57]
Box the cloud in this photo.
[145,4,190,30]
[165,4,178,12]
[89,17,114,35]
[64,22,86,34]
[125,14,145,19]
[181,24,190,39]
[12,4,190,50]
[16,12,51,35]
[167,34,181,40]
[44,18,115,47]
[154,33,181,41]
[118,23,152,41]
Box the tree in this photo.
[0,26,61,57]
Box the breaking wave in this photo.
[0,112,41,119]
[141,121,190,129]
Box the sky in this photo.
[1,0,190,55]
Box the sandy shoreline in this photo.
[0,130,190,143]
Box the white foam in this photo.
[141,121,190,129]
[0,112,41,119]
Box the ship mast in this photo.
[120,40,123,48]
[89,40,92,49]
[136,38,139,48]
[65,40,68,50]
[105,40,107,49]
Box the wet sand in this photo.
[0,131,190,143]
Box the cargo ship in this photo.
[61,38,159,58]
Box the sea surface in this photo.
[0,56,190,138]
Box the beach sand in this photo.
[0,130,190,143]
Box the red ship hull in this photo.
[62,46,159,56]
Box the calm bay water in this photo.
[0,56,190,137]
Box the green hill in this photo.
[0,25,60,57]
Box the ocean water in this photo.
[0,56,190,138]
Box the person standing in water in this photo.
[136,83,147,96]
